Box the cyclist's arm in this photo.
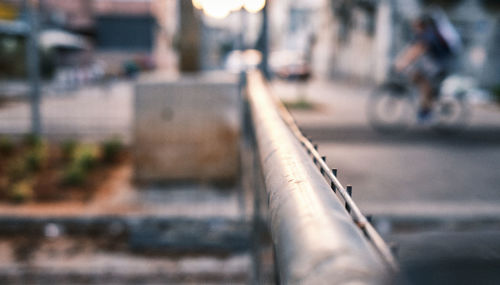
[395,43,426,71]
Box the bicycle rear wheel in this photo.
[432,95,469,134]
[367,84,415,133]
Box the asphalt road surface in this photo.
[272,79,500,218]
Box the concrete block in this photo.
[134,72,240,184]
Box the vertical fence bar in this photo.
[26,1,42,135]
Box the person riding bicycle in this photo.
[394,13,458,123]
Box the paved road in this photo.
[272,79,500,218]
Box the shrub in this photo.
[7,159,28,182]
[24,147,48,172]
[22,134,47,172]
[7,180,34,203]
[60,144,99,187]
[0,136,14,156]
[101,138,124,164]
[61,165,87,187]
[73,145,99,171]
[61,140,78,161]
[23,134,44,149]
[491,85,500,103]
[77,151,98,171]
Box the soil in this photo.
[0,140,129,204]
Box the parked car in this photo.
[269,50,311,81]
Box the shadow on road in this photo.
[301,126,500,147]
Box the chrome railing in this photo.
[246,70,397,284]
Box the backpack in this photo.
[429,8,462,56]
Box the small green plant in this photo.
[7,159,28,182]
[24,149,46,172]
[282,98,315,110]
[0,136,15,156]
[61,140,78,161]
[73,145,99,171]
[77,151,98,171]
[23,134,44,149]
[491,85,500,103]
[25,152,41,172]
[60,144,99,187]
[61,165,87,187]
[7,180,34,203]
[101,138,124,164]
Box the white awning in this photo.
[39,29,87,50]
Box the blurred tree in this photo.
[421,0,462,9]
[480,0,500,11]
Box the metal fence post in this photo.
[25,0,42,135]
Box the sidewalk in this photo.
[0,81,132,141]
[272,79,500,129]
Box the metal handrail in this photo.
[275,93,398,271]
[247,70,398,273]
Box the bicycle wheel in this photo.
[432,95,469,134]
[367,84,415,133]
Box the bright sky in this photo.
[193,0,266,19]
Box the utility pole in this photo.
[179,0,201,72]
[256,1,270,80]
[25,0,42,135]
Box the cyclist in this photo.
[394,13,457,123]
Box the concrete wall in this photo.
[134,72,240,184]
[326,0,379,82]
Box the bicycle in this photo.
[367,70,470,134]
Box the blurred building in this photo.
[0,2,27,79]
[92,0,156,73]
[323,0,500,87]
[270,0,322,52]
[1,0,178,77]
[0,18,28,79]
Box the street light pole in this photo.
[25,0,42,135]
[256,1,270,79]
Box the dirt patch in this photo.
[0,136,129,204]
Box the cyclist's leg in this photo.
[412,55,443,121]
[415,74,434,117]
